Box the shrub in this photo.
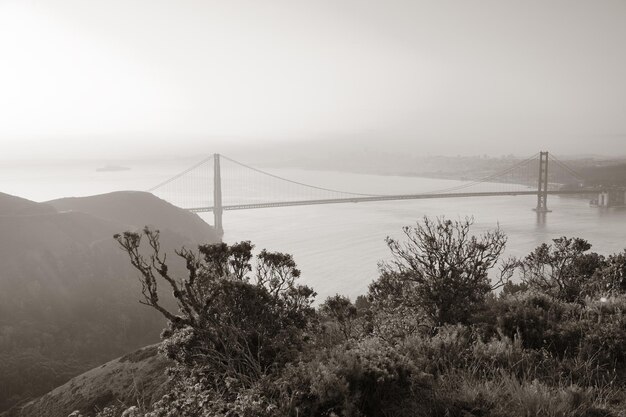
[278,338,434,417]
[114,229,317,416]
[319,295,358,342]
[111,227,626,417]
[373,216,514,327]
[579,298,626,368]
[399,324,474,377]
[519,237,606,302]
[591,252,626,296]
[451,375,615,417]
[490,292,583,356]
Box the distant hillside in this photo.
[12,345,171,417]
[579,162,626,187]
[0,191,217,413]
[0,192,55,216]
[47,191,215,244]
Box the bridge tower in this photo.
[534,151,551,213]
[213,153,224,239]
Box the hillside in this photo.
[0,192,56,216]
[47,191,215,244]
[579,162,626,186]
[14,345,172,417]
[0,191,218,413]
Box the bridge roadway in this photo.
[186,189,599,213]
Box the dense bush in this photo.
[519,237,607,302]
[278,338,434,417]
[88,219,626,417]
[373,217,514,326]
[111,229,316,416]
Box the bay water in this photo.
[2,158,624,301]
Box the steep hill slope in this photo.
[14,345,172,417]
[47,191,215,244]
[0,191,217,413]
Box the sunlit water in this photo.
[2,159,625,301]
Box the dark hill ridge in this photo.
[0,192,56,216]
[0,191,218,414]
[47,191,217,243]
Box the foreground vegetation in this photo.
[76,217,626,416]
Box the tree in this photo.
[371,216,514,326]
[114,228,316,390]
[319,295,358,341]
[592,250,626,296]
[519,237,605,302]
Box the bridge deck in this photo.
[186,189,598,213]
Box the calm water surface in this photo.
[2,159,625,301]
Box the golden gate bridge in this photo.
[148,151,601,237]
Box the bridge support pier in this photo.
[534,151,551,213]
[214,153,224,239]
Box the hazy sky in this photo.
[1,0,625,158]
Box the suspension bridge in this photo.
[148,151,602,237]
